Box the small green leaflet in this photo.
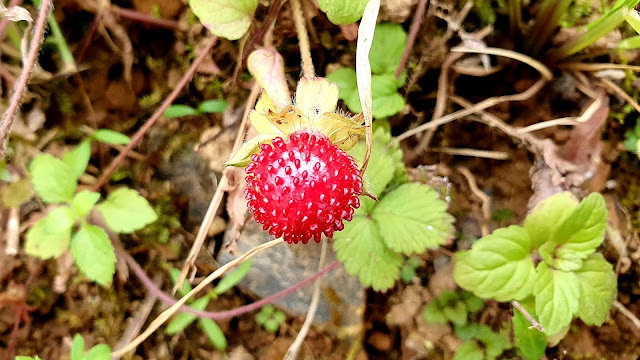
[43,206,76,233]
[534,262,580,335]
[454,341,484,360]
[574,253,617,325]
[198,99,228,114]
[453,225,536,302]
[372,183,454,254]
[317,0,368,24]
[369,23,407,74]
[166,296,210,334]
[71,191,101,218]
[71,334,85,360]
[62,140,91,180]
[512,300,546,360]
[523,191,578,249]
[198,318,228,350]
[333,216,402,291]
[189,0,258,40]
[423,300,448,324]
[83,344,111,360]
[29,154,77,203]
[92,129,131,145]
[164,104,198,118]
[97,188,158,233]
[225,134,281,167]
[25,215,71,259]
[70,224,116,286]
[214,259,252,295]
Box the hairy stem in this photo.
[290,0,315,78]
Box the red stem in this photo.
[91,36,218,190]
[123,250,340,320]
[113,7,181,31]
[395,0,429,79]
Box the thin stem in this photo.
[112,6,181,31]
[526,0,572,54]
[91,36,218,189]
[34,0,76,73]
[111,238,284,358]
[512,300,544,332]
[507,0,521,36]
[0,0,51,158]
[395,0,428,79]
[290,0,314,78]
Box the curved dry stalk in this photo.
[517,118,579,134]
[599,78,640,113]
[111,238,284,358]
[172,83,262,294]
[432,147,510,160]
[290,0,314,78]
[559,62,640,72]
[0,0,50,158]
[284,239,328,360]
[451,45,553,80]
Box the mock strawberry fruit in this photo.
[245,131,363,244]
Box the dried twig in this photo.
[0,0,50,158]
[4,208,19,255]
[432,147,510,160]
[599,77,640,113]
[512,300,544,332]
[92,36,218,189]
[284,240,328,360]
[613,300,640,330]
[457,166,491,237]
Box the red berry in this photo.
[245,130,363,244]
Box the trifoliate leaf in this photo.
[453,226,536,302]
[1,178,34,208]
[163,104,198,118]
[454,340,484,360]
[443,301,468,326]
[534,262,580,335]
[574,253,617,326]
[369,23,407,75]
[198,319,227,350]
[550,192,607,262]
[62,140,92,180]
[460,292,485,313]
[29,154,77,203]
[524,192,578,249]
[96,188,158,233]
[72,191,101,218]
[197,99,228,114]
[214,259,252,295]
[371,74,405,118]
[373,183,453,254]
[334,216,402,291]
[166,296,210,334]
[44,206,76,233]
[317,0,367,24]
[25,215,71,259]
[70,224,116,286]
[92,129,131,145]
[225,134,282,167]
[189,0,258,40]
[512,300,547,360]
[84,344,111,360]
[423,300,448,324]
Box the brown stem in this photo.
[0,0,51,158]
[91,36,218,190]
[112,6,181,31]
[395,0,428,79]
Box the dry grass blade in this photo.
[111,238,283,358]
[356,0,380,174]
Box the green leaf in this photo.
[16,357,42,360]
[454,340,484,360]
[1,178,34,208]
[371,74,405,119]
[189,0,259,40]
[460,292,485,313]
[541,192,607,270]
[166,296,210,334]
[273,311,286,323]
[327,67,361,115]
[197,99,228,114]
[524,192,579,249]
[453,225,536,302]
[29,154,77,203]
[70,334,85,360]
[423,300,447,324]
[369,23,407,75]
[84,344,111,360]
[70,224,116,286]
[170,268,193,296]
[317,0,367,24]
[97,188,158,233]
[163,104,198,118]
[198,318,228,350]
[618,34,640,49]
[43,206,76,233]
[71,191,101,218]
[534,262,580,335]
[373,183,454,254]
[443,301,468,326]
[62,140,92,180]
[225,134,281,167]
[25,215,71,259]
[334,216,402,291]
[92,129,131,145]
[263,318,281,332]
[214,259,252,295]
[513,301,547,360]
[574,253,617,326]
